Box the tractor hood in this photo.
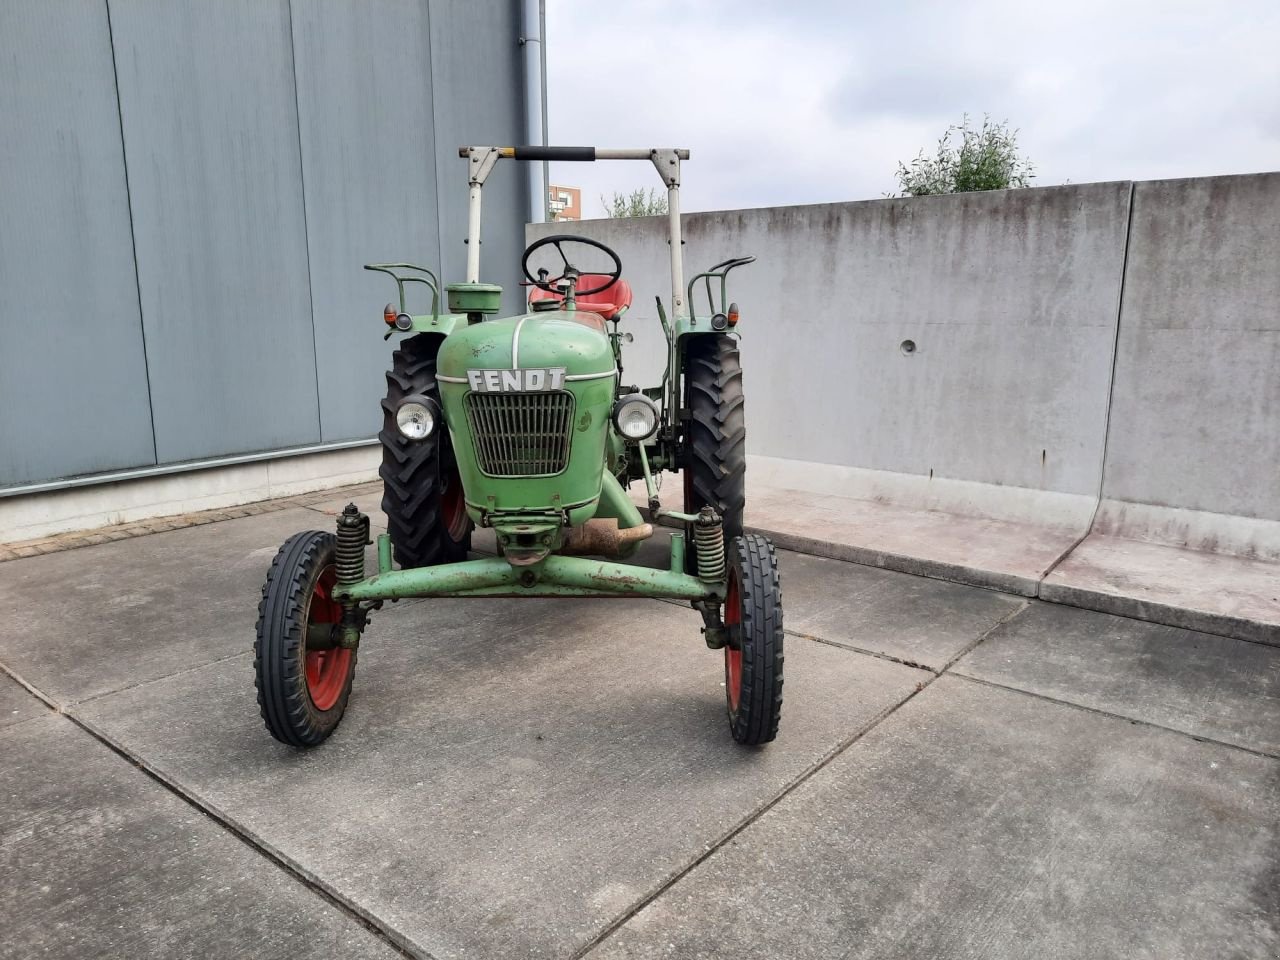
[437,309,615,381]
[436,310,618,528]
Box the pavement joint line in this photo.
[0,655,428,958]
[62,708,431,960]
[951,672,1280,763]
[73,650,254,707]
[569,662,946,959]
[784,629,940,674]
[935,599,1032,676]
[0,658,61,713]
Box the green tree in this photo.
[896,115,1034,196]
[602,188,669,218]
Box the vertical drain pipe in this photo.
[540,0,549,216]
[521,0,547,223]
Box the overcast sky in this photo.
[544,0,1280,216]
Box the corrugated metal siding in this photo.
[291,0,443,442]
[0,1,156,486]
[108,0,321,463]
[0,0,525,490]
[428,0,529,316]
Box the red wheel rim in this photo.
[724,569,742,713]
[442,467,469,544]
[304,565,351,712]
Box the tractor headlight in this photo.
[612,393,659,442]
[395,395,438,441]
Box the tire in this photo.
[379,333,472,569]
[255,531,356,747]
[723,534,783,745]
[682,335,746,572]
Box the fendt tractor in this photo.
[254,146,782,750]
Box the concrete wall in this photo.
[528,171,1278,552]
[1098,173,1280,558]
[0,0,526,491]
[531,182,1133,528]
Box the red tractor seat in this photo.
[528,273,633,321]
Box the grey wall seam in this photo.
[285,0,324,442]
[1036,179,1137,590]
[427,0,447,285]
[103,0,158,466]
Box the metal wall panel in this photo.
[428,0,528,314]
[0,1,156,487]
[290,0,443,442]
[108,0,320,463]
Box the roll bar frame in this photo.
[459,146,691,320]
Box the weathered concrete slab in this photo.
[0,671,45,728]
[0,507,376,704]
[747,484,1079,596]
[587,676,1280,960]
[73,596,927,960]
[1041,534,1280,645]
[632,474,1085,597]
[0,715,403,960]
[778,550,1025,669]
[955,602,1280,756]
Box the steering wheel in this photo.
[522,235,622,297]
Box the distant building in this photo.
[549,184,582,220]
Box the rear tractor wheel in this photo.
[379,333,472,569]
[723,534,783,745]
[255,531,356,747]
[682,334,745,573]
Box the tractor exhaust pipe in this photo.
[561,519,653,557]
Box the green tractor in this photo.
[254,146,781,750]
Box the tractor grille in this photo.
[463,390,576,477]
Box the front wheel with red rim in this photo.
[255,530,357,747]
[723,534,784,745]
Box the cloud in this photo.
[828,63,1016,124]
[544,0,1280,212]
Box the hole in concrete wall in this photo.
[900,339,916,356]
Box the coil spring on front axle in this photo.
[693,507,725,582]
[335,503,369,585]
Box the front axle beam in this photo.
[332,553,723,603]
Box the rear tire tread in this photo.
[378,334,471,568]
[683,336,747,544]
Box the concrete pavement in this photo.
[1,485,1276,958]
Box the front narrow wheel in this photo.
[724,534,784,745]
[255,531,356,747]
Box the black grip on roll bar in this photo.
[512,146,596,161]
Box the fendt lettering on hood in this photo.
[466,367,568,393]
